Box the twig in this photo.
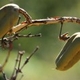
[10,46,39,80]
[8,16,80,34]
[10,50,20,80]
[0,33,41,48]
[10,49,25,80]
[1,16,79,80]
[21,46,39,70]
[2,71,8,80]
[2,48,12,69]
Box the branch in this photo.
[9,16,80,34]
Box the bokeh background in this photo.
[0,0,80,80]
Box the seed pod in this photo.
[0,3,32,38]
[55,32,80,71]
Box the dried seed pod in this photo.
[56,32,80,71]
[0,3,32,38]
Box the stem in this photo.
[8,16,80,34]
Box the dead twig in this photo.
[8,16,80,34]
[10,46,39,80]
[21,46,39,70]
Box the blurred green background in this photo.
[0,0,80,80]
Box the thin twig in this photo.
[0,33,41,48]
[8,16,80,34]
[2,71,8,80]
[0,65,8,80]
[10,47,25,80]
[21,46,39,70]
[2,48,12,70]
[10,50,20,80]
[13,51,24,80]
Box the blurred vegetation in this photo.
[0,0,80,80]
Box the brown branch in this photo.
[21,46,39,70]
[1,16,80,80]
[8,16,80,34]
